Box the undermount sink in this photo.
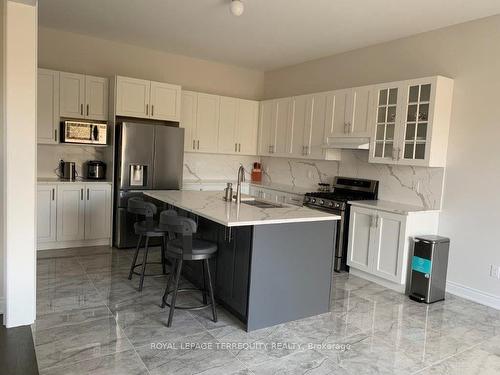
[242,200,284,209]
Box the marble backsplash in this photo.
[183,153,257,182]
[37,144,112,178]
[261,151,445,210]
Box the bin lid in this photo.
[414,235,450,244]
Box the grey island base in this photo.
[145,191,340,331]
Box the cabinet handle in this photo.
[52,188,55,201]
[86,104,89,116]
[80,188,84,200]
[398,148,402,160]
[348,122,352,133]
[238,143,241,152]
[151,105,154,116]
[344,122,348,134]
[235,143,237,152]
[146,104,149,115]
[80,104,83,116]
[304,145,309,155]
[197,140,200,149]
[54,129,58,142]
[193,140,196,150]
[268,145,272,153]
[87,188,89,200]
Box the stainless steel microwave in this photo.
[60,121,108,145]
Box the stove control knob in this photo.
[319,200,324,205]
[328,202,334,207]
[304,197,310,203]
[335,203,341,208]
[311,198,316,203]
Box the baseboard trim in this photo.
[446,280,500,310]
[37,238,110,251]
[349,268,405,293]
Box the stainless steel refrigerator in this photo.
[113,121,184,248]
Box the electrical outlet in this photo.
[489,265,500,280]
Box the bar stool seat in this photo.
[134,221,165,238]
[167,239,217,259]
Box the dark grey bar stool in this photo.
[159,212,218,327]
[127,198,176,291]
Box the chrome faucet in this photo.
[235,165,245,205]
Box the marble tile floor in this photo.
[34,246,500,375]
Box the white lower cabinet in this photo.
[37,183,112,249]
[37,185,57,243]
[57,184,86,241]
[84,184,112,240]
[347,204,439,291]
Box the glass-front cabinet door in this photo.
[399,80,434,165]
[370,85,401,163]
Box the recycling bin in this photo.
[409,235,450,304]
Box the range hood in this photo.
[323,137,370,150]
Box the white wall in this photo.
[264,15,500,305]
[3,0,37,327]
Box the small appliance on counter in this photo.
[251,162,262,182]
[85,160,107,180]
[409,236,450,304]
[59,160,76,180]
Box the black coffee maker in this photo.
[85,160,106,180]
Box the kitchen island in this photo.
[145,190,340,331]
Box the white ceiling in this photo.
[39,0,500,71]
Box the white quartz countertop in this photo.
[348,200,440,215]
[38,177,112,184]
[145,190,340,227]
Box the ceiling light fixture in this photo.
[230,0,244,16]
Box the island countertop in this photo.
[145,190,340,227]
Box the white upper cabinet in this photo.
[324,89,350,137]
[37,69,60,144]
[218,97,259,155]
[218,96,239,154]
[324,86,374,139]
[85,75,108,121]
[369,76,453,167]
[180,91,219,153]
[274,97,293,155]
[290,92,330,159]
[116,76,150,118]
[60,72,86,119]
[235,99,259,155]
[196,93,220,153]
[181,91,198,151]
[150,81,182,121]
[115,76,181,122]
[60,72,108,121]
[258,99,277,156]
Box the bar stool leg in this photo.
[161,235,167,275]
[204,259,217,323]
[139,236,150,292]
[129,234,143,280]
[167,259,183,327]
[201,261,207,305]
[161,258,177,308]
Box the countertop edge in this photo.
[348,200,441,215]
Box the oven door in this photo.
[304,204,346,272]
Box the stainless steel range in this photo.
[303,177,379,272]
